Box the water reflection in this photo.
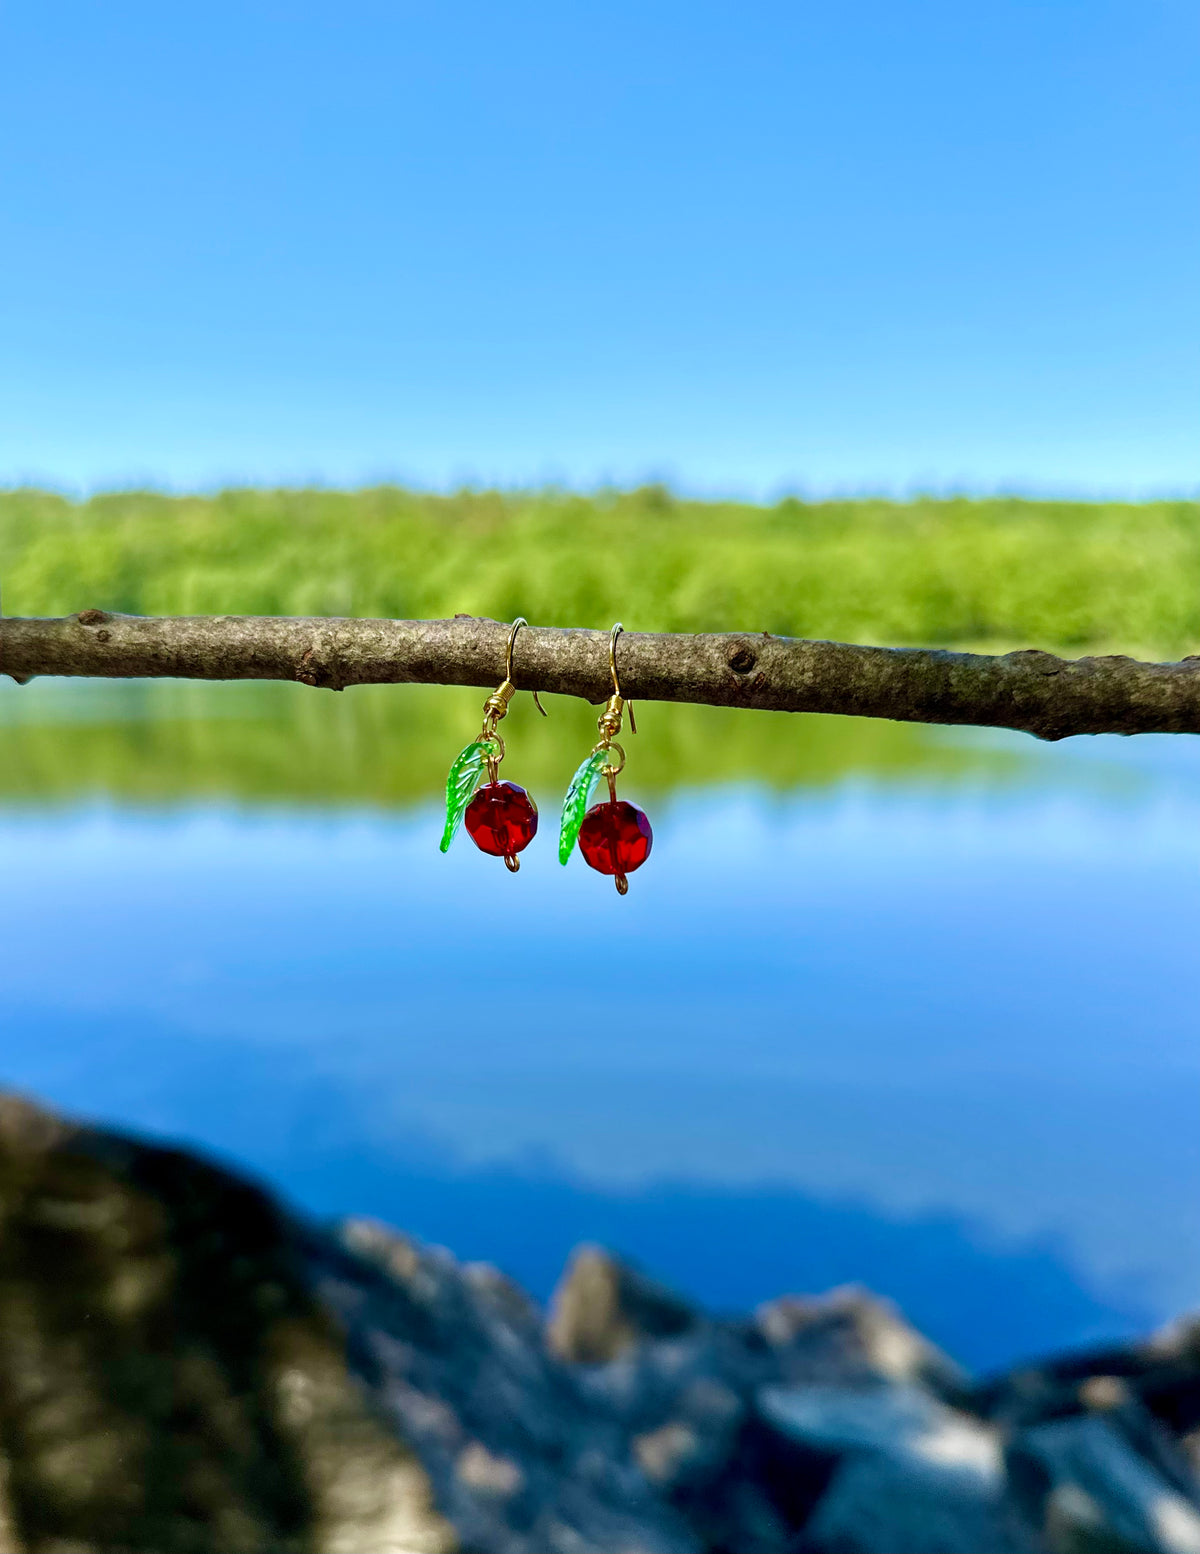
[0,678,1033,804]
[1,678,1197,1370]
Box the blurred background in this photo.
[1,0,1198,1376]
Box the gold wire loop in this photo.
[484,732,506,783]
[593,739,626,779]
[507,617,548,717]
[480,619,546,742]
[507,617,525,683]
[609,623,623,697]
[607,622,635,734]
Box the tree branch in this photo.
[3,612,1199,741]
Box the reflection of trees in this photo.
[0,683,1020,808]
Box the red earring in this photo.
[439,617,546,872]
[559,623,653,895]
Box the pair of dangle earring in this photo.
[558,623,653,895]
[439,618,653,894]
[438,617,545,872]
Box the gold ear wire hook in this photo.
[481,617,546,757]
[609,622,636,735]
[608,623,622,696]
[507,617,547,717]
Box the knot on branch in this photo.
[295,647,344,691]
[1005,648,1065,677]
[725,640,758,674]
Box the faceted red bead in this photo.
[464,781,538,859]
[577,800,653,881]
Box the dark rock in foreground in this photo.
[0,1092,1198,1553]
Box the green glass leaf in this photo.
[559,748,612,864]
[439,739,497,852]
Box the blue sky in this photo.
[1,0,1196,496]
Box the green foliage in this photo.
[3,485,1199,656]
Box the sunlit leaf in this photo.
[559,747,611,864]
[439,738,497,852]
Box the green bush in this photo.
[3,485,1198,656]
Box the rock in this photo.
[970,1317,1200,1443]
[1008,1411,1200,1554]
[760,1381,1033,1553]
[967,1317,1200,1552]
[6,1086,1200,1554]
[319,1219,698,1553]
[757,1285,971,1399]
[0,1092,454,1554]
[800,1449,1034,1554]
[547,1244,699,1364]
[759,1378,998,1465]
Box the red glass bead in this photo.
[464,781,538,864]
[577,800,653,890]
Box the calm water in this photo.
[2,678,1198,1371]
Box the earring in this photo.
[439,617,547,872]
[558,623,653,895]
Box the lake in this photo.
[1,675,1197,1373]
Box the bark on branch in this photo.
[3,612,1200,741]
